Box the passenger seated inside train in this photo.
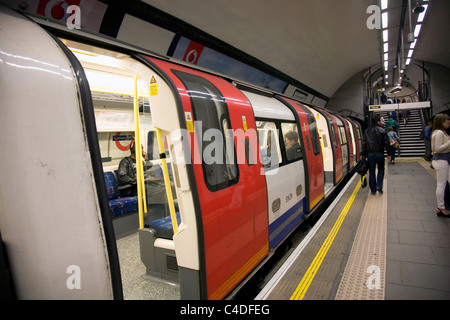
[117,141,148,197]
[118,141,176,221]
[285,131,302,161]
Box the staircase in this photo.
[377,109,425,157]
[397,109,425,157]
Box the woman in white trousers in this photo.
[431,113,450,217]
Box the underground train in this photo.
[0,7,363,300]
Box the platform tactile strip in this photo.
[335,173,387,300]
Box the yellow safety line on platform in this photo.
[290,176,363,300]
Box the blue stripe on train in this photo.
[269,198,306,249]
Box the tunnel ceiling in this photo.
[141,0,450,98]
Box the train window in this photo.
[281,123,302,162]
[339,127,347,144]
[172,70,238,192]
[256,121,282,169]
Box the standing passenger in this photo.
[423,122,433,161]
[431,114,450,218]
[361,115,390,195]
[386,126,400,164]
[401,109,408,125]
[385,115,399,133]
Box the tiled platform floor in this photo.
[386,160,450,299]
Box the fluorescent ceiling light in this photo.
[381,0,388,10]
[408,50,414,58]
[384,42,389,52]
[385,74,389,79]
[417,5,428,23]
[414,24,422,37]
[410,39,417,48]
[84,70,148,96]
[406,58,411,65]
[382,12,388,29]
[384,61,388,69]
[383,30,388,42]
[384,53,388,61]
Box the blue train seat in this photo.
[145,212,181,239]
[104,172,138,217]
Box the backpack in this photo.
[419,128,425,140]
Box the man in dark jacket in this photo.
[361,115,390,195]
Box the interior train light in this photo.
[384,42,389,52]
[85,70,148,97]
[68,47,98,57]
[70,47,121,69]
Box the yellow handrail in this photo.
[133,75,147,229]
[155,128,178,235]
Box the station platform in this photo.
[256,159,450,300]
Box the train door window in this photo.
[330,125,338,149]
[172,70,238,191]
[310,124,321,155]
[304,111,321,156]
[256,121,282,169]
[281,123,302,162]
[147,131,170,161]
[339,127,347,144]
[321,132,329,148]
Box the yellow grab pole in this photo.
[133,75,147,229]
[155,128,178,235]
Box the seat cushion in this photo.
[104,172,118,200]
[108,196,138,218]
[145,212,181,239]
